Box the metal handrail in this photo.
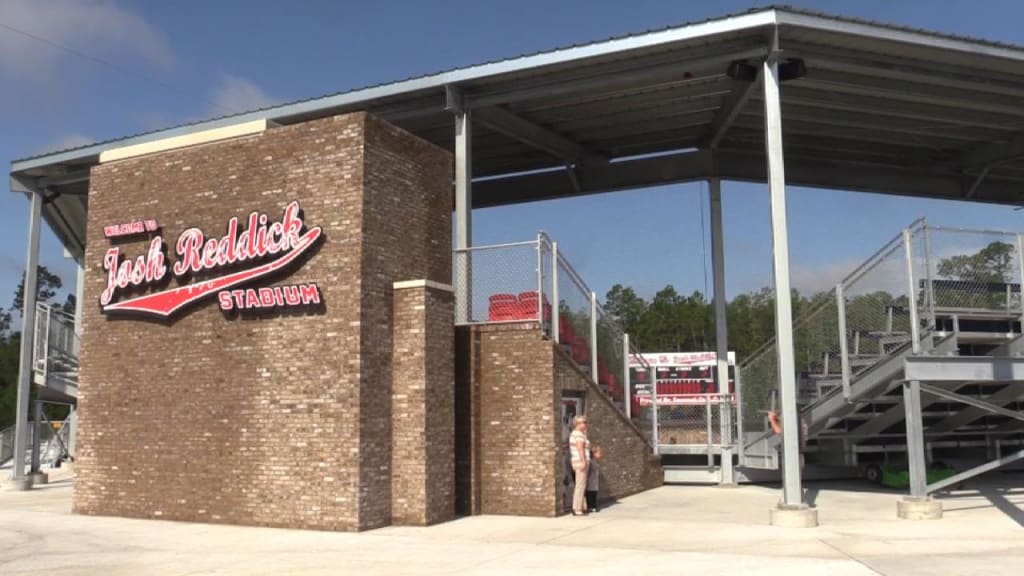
[33,302,80,383]
[454,233,650,448]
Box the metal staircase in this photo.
[738,221,1024,489]
[32,302,79,402]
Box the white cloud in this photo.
[790,258,863,296]
[206,74,277,117]
[0,0,173,82]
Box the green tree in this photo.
[938,241,1014,283]
[12,265,64,314]
[936,241,1015,309]
[604,284,647,334]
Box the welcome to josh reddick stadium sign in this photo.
[99,200,323,319]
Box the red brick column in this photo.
[391,280,455,525]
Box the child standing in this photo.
[585,445,602,512]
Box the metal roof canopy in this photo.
[11,6,1024,259]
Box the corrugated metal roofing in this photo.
[13,4,1024,167]
[12,3,1024,261]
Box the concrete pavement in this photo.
[1,468,1022,575]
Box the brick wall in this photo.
[475,323,559,516]
[391,282,455,525]
[74,112,452,531]
[455,322,660,517]
[356,115,453,529]
[554,348,663,507]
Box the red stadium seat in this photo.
[488,293,518,321]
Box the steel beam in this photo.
[918,382,1024,424]
[963,165,991,199]
[904,355,1024,382]
[38,170,90,188]
[779,88,1022,131]
[836,283,851,400]
[927,448,1024,494]
[12,189,43,482]
[74,260,85,335]
[623,333,631,420]
[926,383,1024,434]
[590,291,599,383]
[797,68,1024,119]
[764,51,803,508]
[703,74,762,149]
[451,87,473,324]
[470,149,1024,209]
[469,46,768,108]
[30,400,41,474]
[782,43,1024,97]
[709,178,734,485]
[956,132,1024,170]
[902,380,928,498]
[473,105,601,163]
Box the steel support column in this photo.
[453,102,473,323]
[902,380,928,498]
[623,333,631,419]
[12,189,43,482]
[709,178,734,485]
[763,53,803,508]
[837,283,851,400]
[30,400,41,474]
[1017,234,1024,325]
[74,259,85,335]
[651,369,659,455]
[902,228,928,500]
[590,291,599,382]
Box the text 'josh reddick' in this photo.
[99,200,323,319]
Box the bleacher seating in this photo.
[488,291,550,322]
[489,291,623,401]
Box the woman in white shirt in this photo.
[569,415,591,516]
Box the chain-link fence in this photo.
[453,233,648,447]
[924,226,1022,317]
[738,220,1024,446]
[739,222,921,437]
[594,305,626,405]
[556,249,593,369]
[653,394,736,449]
[627,345,655,444]
[453,239,546,324]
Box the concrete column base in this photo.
[29,472,49,485]
[770,504,819,528]
[897,497,943,520]
[4,477,33,491]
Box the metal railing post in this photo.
[536,234,545,329]
[651,370,659,454]
[30,400,41,474]
[551,243,560,344]
[43,306,51,374]
[590,292,599,383]
[903,230,922,353]
[922,224,936,330]
[837,283,851,401]
[1017,234,1024,325]
[706,394,714,467]
[735,368,745,463]
[623,333,632,420]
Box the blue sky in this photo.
[2,0,1023,316]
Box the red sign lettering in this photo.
[100,201,323,319]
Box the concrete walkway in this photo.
[2,469,1023,575]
